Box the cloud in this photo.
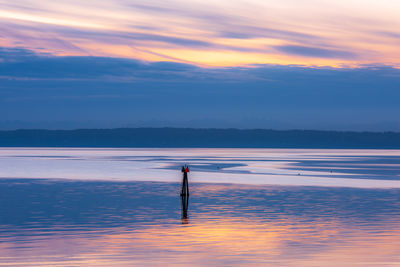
[0,46,399,131]
[376,31,400,39]
[218,25,321,42]
[0,46,201,80]
[0,46,43,61]
[1,0,400,66]
[129,2,321,43]
[274,45,358,59]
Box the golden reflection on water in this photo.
[1,180,400,266]
[1,213,400,266]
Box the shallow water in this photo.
[0,148,400,188]
[1,180,400,266]
[0,148,400,266]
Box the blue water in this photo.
[1,148,400,266]
[1,179,400,266]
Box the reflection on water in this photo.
[1,179,400,266]
[181,195,189,225]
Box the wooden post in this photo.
[180,165,190,196]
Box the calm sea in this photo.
[0,148,399,266]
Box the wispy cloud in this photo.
[275,45,358,59]
[0,0,399,66]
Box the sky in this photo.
[1,0,400,130]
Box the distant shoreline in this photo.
[0,128,399,149]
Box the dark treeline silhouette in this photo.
[0,128,400,148]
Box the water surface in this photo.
[1,148,400,188]
[0,148,400,266]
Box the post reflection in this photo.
[181,194,189,224]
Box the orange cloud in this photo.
[1,1,400,67]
